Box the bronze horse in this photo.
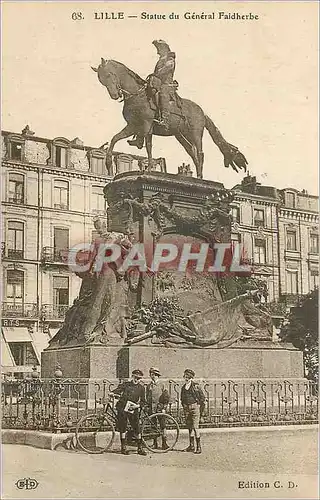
[92,58,248,179]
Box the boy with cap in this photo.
[146,367,170,450]
[181,369,205,454]
[113,369,147,456]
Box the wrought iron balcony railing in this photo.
[2,243,24,259]
[41,304,69,320]
[54,203,69,210]
[7,196,24,204]
[279,294,304,307]
[7,249,24,259]
[41,247,69,264]
[253,220,265,228]
[2,302,38,318]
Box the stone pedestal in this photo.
[41,341,303,381]
[42,171,305,387]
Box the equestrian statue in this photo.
[91,40,248,179]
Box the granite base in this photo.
[41,342,304,380]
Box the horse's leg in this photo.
[192,130,205,179]
[145,133,153,172]
[175,133,201,177]
[106,124,135,173]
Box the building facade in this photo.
[231,175,319,306]
[278,188,319,301]
[1,129,318,377]
[1,126,166,377]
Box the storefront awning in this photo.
[1,331,15,366]
[2,327,33,343]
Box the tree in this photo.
[278,289,318,383]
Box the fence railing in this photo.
[1,371,318,433]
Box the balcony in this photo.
[279,294,303,308]
[2,244,24,260]
[253,220,265,228]
[92,209,107,216]
[7,196,24,205]
[41,304,69,321]
[2,302,38,318]
[41,247,69,265]
[54,203,68,210]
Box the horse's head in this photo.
[91,58,121,100]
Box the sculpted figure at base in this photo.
[49,221,134,347]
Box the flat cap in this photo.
[184,369,195,378]
[149,367,161,376]
[132,369,144,378]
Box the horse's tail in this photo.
[204,115,226,152]
[205,114,248,172]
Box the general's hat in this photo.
[152,39,170,50]
[184,369,195,378]
[149,367,161,376]
[132,369,144,378]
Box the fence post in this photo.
[54,364,63,432]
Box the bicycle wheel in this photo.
[141,413,179,453]
[76,412,115,454]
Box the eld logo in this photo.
[15,478,39,490]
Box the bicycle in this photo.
[75,394,180,454]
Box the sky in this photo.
[2,1,319,193]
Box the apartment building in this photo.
[231,174,319,305]
[278,188,319,301]
[1,126,166,377]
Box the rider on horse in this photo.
[128,39,177,149]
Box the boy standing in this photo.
[181,369,205,454]
[146,367,170,450]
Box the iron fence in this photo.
[1,372,318,433]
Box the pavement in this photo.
[2,426,318,499]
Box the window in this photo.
[92,186,106,214]
[286,230,297,251]
[8,343,38,366]
[310,234,319,254]
[54,180,69,209]
[8,173,24,204]
[231,207,240,223]
[116,156,132,174]
[286,192,295,208]
[10,141,23,161]
[55,146,68,168]
[253,209,264,227]
[310,271,319,290]
[254,238,266,264]
[53,276,69,316]
[7,221,24,259]
[54,228,69,261]
[6,270,24,310]
[91,156,106,175]
[286,271,298,294]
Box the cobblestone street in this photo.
[2,426,318,499]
